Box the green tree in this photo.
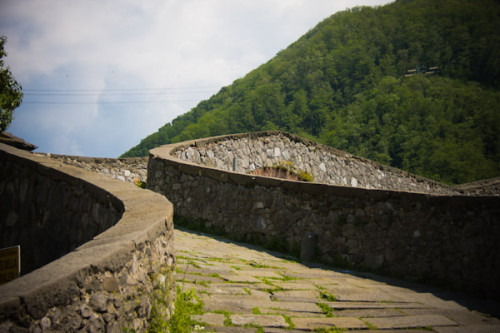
[0,36,23,132]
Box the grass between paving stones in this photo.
[259,277,286,294]
[213,310,233,326]
[319,290,337,302]
[131,267,206,333]
[252,307,262,314]
[314,328,346,333]
[243,323,265,331]
[317,302,336,317]
[282,314,295,329]
[178,277,211,288]
[361,319,377,330]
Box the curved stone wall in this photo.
[173,131,459,194]
[148,131,500,299]
[0,143,175,332]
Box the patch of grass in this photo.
[282,315,295,329]
[213,310,233,327]
[320,291,337,302]
[264,287,285,294]
[248,261,277,269]
[208,273,221,278]
[243,323,264,330]
[230,265,241,271]
[149,274,204,333]
[279,274,300,282]
[192,279,209,287]
[317,302,335,317]
[314,328,345,333]
[252,307,261,314]
[187,260,202,269]
[176,269,203,276]
[243,288,252,295]
[361,319,377,330]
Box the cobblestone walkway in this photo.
[175,228,500,333]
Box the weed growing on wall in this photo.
[251,160,314,182]
[133,177,147,189]
[124,269,204,333]
[164,286,204,332]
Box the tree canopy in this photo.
[122,0,500,185]
[0,36,23,132]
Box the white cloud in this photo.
[1,0,393,157]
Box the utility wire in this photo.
[21,86,218,104]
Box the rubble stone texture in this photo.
[148,131,500,299]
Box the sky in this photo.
[1,0,393,157]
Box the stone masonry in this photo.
[0,143,175,333]
[148,131,500,299]
[174,131,460,195]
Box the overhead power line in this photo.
[21,86,219,105]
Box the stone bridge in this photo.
[1,131,500,332]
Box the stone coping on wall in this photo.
[0,143,173,324]
[151,131,464,196]
[33,152,149,184]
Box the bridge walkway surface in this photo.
[174,228,500,333]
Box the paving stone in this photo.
[206,283,270,297]
[261,309,324,317]
[262,328,308,333]
[176,273,224,283]
[403,308,500,326]
[364,314,458,329]
[230,314,287,328]
[177,281,210,294]
[292,316,368,330]
[208,326,256,332]
[192,313,226,327]
[324,301,430,309]
[173,229,500,333]
[434,326,500,333]
[349,328,435,333]
[257,301,323,314]
[176,265,233,276]
[335,308,406,318]
[236,270,285,279]
[270,289,320,302]
[272,281,318,290]
[219,273,262,283]
[202,296,276,313]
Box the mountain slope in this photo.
[122,0,500,185]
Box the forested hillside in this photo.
[122,0,500,185]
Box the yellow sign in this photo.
[0,246,20,285]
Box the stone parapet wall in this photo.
[173,131,459,195]
[149,133,500,299]
[35,153,149,185]
[452,177,500,196]
[1,153,122,275]
[0,143,174,332]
